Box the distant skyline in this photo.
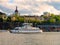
[0,0,60,16]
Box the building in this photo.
[14,6,20,16]
[41,12,51,21]
[11,6,20,21]
[43,12,51,17]
[10,6,43,22]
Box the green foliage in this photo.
[7,17,11,22]
[1,12,60,24]
[54,15,60,24]
[18,17,24,22]
[0,18,3,22]
[50,14,55,18]
[48,18,56,23]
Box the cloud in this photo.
[39,4,60,14]
[0,0,9,3]
[0,0,60,16]
[45,2,60,10]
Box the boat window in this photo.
[14,28,19,30]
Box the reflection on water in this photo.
[0,30,7,32]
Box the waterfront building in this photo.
[43,12,51,17]
[11,6,20,21]
[14,6,20,16]
[10,6,43,22]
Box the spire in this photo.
[15,6,18,13]
[16,6,17,10]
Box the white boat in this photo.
[9,23,43,33]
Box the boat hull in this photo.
[9,30,42,34]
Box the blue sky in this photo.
[0,0,60,15]
[9,0,14,3]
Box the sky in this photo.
[0,0,60,16]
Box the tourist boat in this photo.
[9,23,43,33]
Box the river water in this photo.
[0,32,60,45]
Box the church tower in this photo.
[15,6,19,15]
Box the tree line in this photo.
[0,12,60,25]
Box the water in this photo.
[0,32,60,45]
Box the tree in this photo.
[0,18,3,22]
[7,17,11,22]
[48,18,56,23]
[55,15,60,24]
[50,13,55,18]
[18,17,24,23]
